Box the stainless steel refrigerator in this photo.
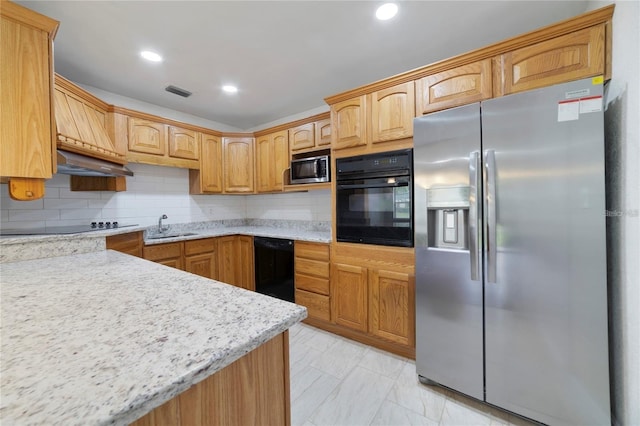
[414,77,610,425]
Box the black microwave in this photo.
[290,155,330,184]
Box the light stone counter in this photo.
[142,225,331,245]
[0,250,307,425]
[0,220,331,263]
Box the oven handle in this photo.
[337,181,409,190]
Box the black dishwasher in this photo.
[254,237,294,303]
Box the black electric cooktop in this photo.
[0,223,138,236]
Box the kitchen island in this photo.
[0,250,306,425]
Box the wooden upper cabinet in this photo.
[289,123,315,152]
[370,82,415,143]
[331,263,368,332]
[416,59,492,115]
[168,126,199,160]
[223,137,254,193]
[498,24,606,95]
[369,269,414,346]
[272,131,288,189]
[315,118,332,147]
[124,114,199,169]
[256,135,272,193]
[128,117,166,155]
[256,131,288,193]
[1,1,58,199]
[190,133,222,194]
[331,96,367,150]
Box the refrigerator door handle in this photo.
[484,149,497,283]
[468,151,481,281]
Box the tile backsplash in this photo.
[0,164,331,229]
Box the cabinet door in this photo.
[236,235,255,291]
[315,118,332,147]
[289,123,315,152]
[272,130,288,190]
[1,4,56,183]
[369,269,414,346]
[217,236,237,286]
[185,252,217,280]
[199,133,223,193]
[331,96,367,150]
[416,59,492,114]
[256,135,272,193]
[256,132,287,193]
[128,118,166,155]
[499,25,605,95]
[370,82,415,143]
[223,137,254,193]
[331,263,368,332]
[168,126,199,160]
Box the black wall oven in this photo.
[336,149,413,247]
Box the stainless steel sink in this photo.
[146,232,198,240]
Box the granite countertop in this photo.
[0,250,307,425]
[142,225,331,245]
[0,221,331,263]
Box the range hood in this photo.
[56,150,133,177]
[53,74,132,178]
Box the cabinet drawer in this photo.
[295,273,330,295]
[295,241,329,261]
[143,242,182,261]
[106,232,142,257]
[296,290,330,322]
[184,238,216,256]
[295,258,329,279]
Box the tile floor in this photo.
[289,323,538,426]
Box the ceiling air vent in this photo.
[165,85,192,98]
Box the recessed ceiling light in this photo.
[376,3,398,20]
[222,85,238,94]
[140,50,163,62]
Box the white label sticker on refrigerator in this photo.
[558,99,580,122]
[565,88,590,99]
[580,95,603,113]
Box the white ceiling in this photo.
[18,1,590,130]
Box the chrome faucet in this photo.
[157,214,169,233]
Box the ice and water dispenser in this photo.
[427,186,469,250]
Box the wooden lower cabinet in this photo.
[217,235,254,290]
[369,269,414,347]
[294,241,331,322]
[184,238,217,280]
[295,289,330,322]
[143,242,183,270]
[131,331,290,426]
[142,238,217,280]
[331,263,368,332]
[106,231,143,257]
[320,243,415,358]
